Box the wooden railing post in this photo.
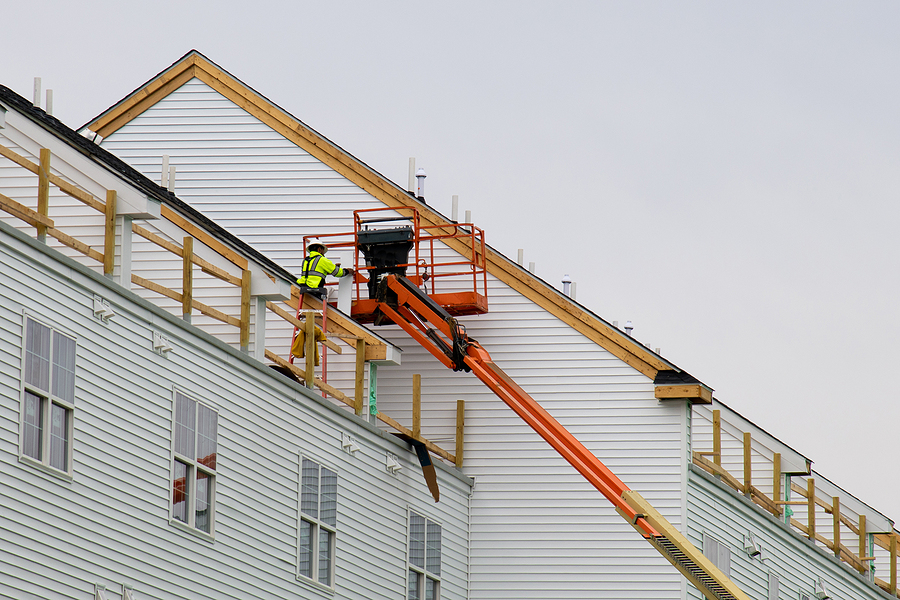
[832,496,841,557]
[712,409,721,466]
[743,431,752,496]
[808,478,816,542]
[412,374,421,439]
[354,339,366,416]
[455,399,465,467]
[858,515,867,575]
[182,236,193,321]
[240,269,251,351]
[103,190,116,276]
[37,148,50,242]
[773,453,782,516]
[304,313,315,388]
[891,532,897,595]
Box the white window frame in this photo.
[407,508,442,600]
[767,571,780,600]
[703,532,731,576]
[19,314,76,477]
[297,454,338,588]
[170,389,218,537]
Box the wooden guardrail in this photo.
[695,408,897,596]
[0,143,467,470]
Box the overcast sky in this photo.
[5,2,899,518]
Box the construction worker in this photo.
[296,239,353,299]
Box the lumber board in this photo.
[161,205,248,269]
[92,65,198,138]
[0,144,105,212]
[133,222,241,285]
[0,192,54,227]
[47,227,103,263]
[132,274,181,302]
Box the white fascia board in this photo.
[4,110,159,219]
[371,344,401,366]
[248,263,291,300]
[709,399,811,475]
[810,470,894,533]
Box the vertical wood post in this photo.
[103,190,116,276]
[37,148,50,241]
[412,374,422,439]
[182,237,193,320]
[858,515,867,575]
[304,313,315,388]
[891,532,897,595]
[772,453,782,516]
[354,339,366,416]
[455,399,465,468]
[240,269,251,351]
[832,496,841,557]
[743,431,752,496]
[808,478,816,542]
[712,409,721,466]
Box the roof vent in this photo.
[561,274,572,297]
[416,167,426,200]
[624,320,633,336]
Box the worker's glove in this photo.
[343,268,354,277]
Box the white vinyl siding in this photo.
[0,212,471,599]
[99,77,687,598]
[687,465,882,600]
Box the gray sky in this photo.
[5,2,899,518]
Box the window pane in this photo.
[425,577,438,600]
[51,332,76,403]
[409,512,425,568]
[317,529,332,586]
[196,470,212,533]
[301,458,319,519]
[173,460,189,523]
[196,403,217,470]
[426,521,441,576]
[320,467,337,527]
[49,403,68,471]
[299,519,313,578]
[173,393,196,458]
[23,392,42,460]
[408,570,421,600]
[25,319,51,391]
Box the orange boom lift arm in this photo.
[370,273,751,600]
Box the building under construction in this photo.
[0,51,896,600]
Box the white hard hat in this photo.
[306,238,327,252]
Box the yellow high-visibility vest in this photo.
[297,251,345,289]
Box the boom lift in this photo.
[308,210,751,600]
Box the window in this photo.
[171,391,217,534]
[298,457,337,587]
[768,571,780,600]
[20,316,75,474]
[408,510,441,600]
[703,532,731,576]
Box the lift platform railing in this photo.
[300,207,488,320]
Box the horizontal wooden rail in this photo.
[132,223,242,286]
[0,143,105,212]
[693,437,895,595]
[132,274,240,327]
[265,349,456,465]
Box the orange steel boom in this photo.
[373,274,752,600]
